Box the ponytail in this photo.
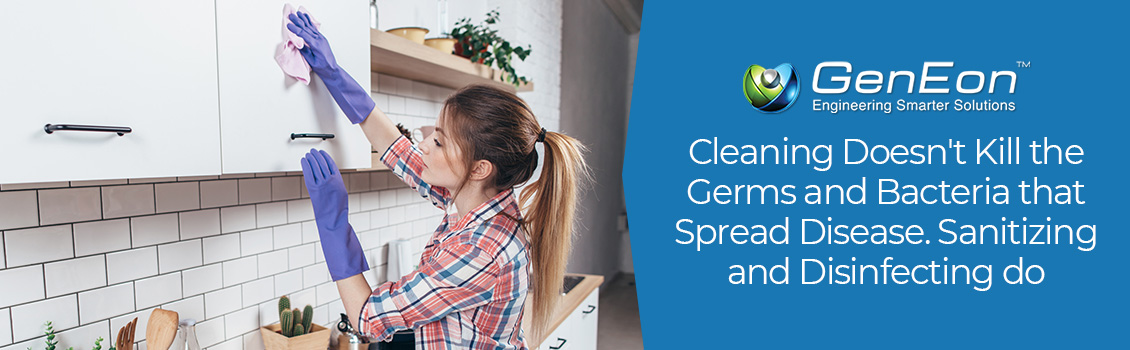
[519,131,592,339]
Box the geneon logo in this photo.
[743,63,800,113]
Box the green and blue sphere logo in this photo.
[743,63,800,113]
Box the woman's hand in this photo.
[287,11,339,78]
[301,149,369,281]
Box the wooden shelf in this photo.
[370,29,533,93]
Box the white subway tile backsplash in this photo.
[38,187,101,225]
[348,213,370,232]
[220,206,256,234]
[53,321,110,350]
[360,192,381,212]
[287,289,316,312]
[102,185,156,219]
[241,330,264,350]
[134,273,182,308]
[0,191,38,230]
[272,224,302,249]
[396,188,417,206]
[301,222,318,244]
[202,234,241,264]
[223,307,258,340]
[106,247,158,285]
[273,270,303,296]
[237,179,271,205]
[222,257,257,287]
[44,255,106,297]
[254,203,287,228]
[195,318,226,348]
[314,282,337,307]
[256,250,288,278]
[387,96,406,114]
[77,282,134,324]
[370,209,389,229]
[10,295,79,342]
[155,182,200,213]
[162,296,204,324]
[288,244,315,270]
[0,308,10,346]
[241,278,274,308]
[4,225,73,267]
[285,199,314,223]
[157,240,202,273]
[131,214,180,247]
[73,219,131,257]
[271,177,300,201]
[4,165,430,350]
[204,286,242,320]
[387,207,405,225]
[378,190,397,209]
[348,194,360,214]
[256,302,277,328]
[200,180,238,209]
[239,229,272,256]
[302,264,329,289]
[182,264,223,297]
[210,334,243,350]
[181,209,221,240]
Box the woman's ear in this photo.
[469,159,495,181]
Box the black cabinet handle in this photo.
[548,338,567,349]
[44,124,132,136]
[582,305,596,314]
[291,133,335,140]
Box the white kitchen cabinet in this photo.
[215,0,372,174]
[0,0,222,184]
[538,287,600,350]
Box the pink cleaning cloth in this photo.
[275,4,322,85]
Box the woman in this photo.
[288,12,590,349]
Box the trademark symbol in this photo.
[1016,61,1031,68]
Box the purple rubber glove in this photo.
[287,11,374,124]
[301,149,368,281]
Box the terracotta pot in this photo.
[424,38,457,54]
[261,323,331,350]
[453,37,488,63]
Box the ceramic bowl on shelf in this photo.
[385,27,429,44]
[424,37,458,54]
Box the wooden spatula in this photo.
[146,309,179,350]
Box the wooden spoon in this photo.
[146,309,179,350]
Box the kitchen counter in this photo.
[523,273,604,349]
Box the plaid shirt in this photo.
[359,135,531,350]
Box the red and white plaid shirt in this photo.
[358,135,531,349]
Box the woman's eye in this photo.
[433,138,441,147]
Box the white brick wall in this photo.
[0,165,445,350]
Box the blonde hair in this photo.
[441,84,592,339]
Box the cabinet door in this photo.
[0,1,221,184]
[574,287,600,349]
[216,0,372,174]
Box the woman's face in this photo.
[417,111,465,189]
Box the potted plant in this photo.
[449,9,532,87]
[260,296,330,350]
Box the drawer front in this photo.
[0,0,221,184]
[215,0,372,174]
